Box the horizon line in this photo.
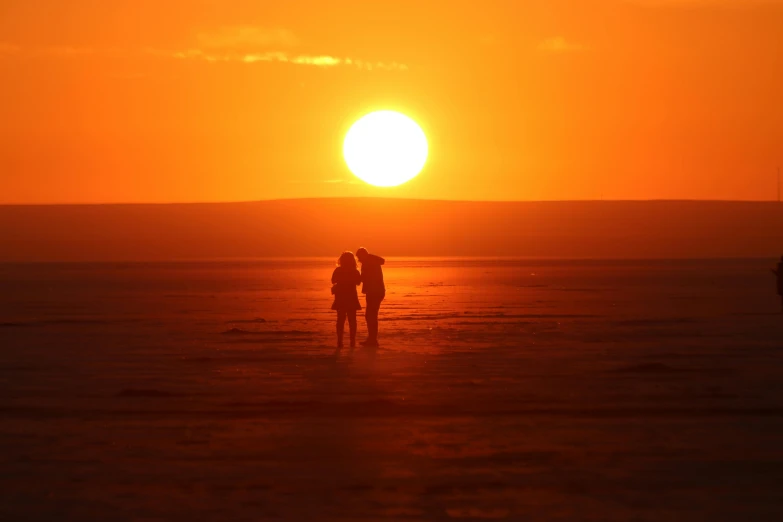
[2,197,783,208]
[0,255,777,265]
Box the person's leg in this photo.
[370,297,380,342]
[364,301,373,343]
[365,294,383,344]
[337,310,346,347]
[347,311,357,347]
[376,295,384,340]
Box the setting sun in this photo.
[343,111,428,187]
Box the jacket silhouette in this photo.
[356,248,385,347]
[360,254,386,297]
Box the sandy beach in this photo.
[1,258,782,520]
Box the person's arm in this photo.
[354,269,362,285]
[369,254,385,265]
[332,268,339,284]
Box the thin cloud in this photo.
[160,48,408,71]
[197,26,299,49]
[179,25,407,70]
[538,37,588,53]
[0,43,408,72]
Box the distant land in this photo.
[1,199,782,261]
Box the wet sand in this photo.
[1,259,782,520]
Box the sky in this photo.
[0,0,781,204]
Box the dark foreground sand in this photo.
[1,259,782,521]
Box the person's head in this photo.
[338,251,357,270]
[356,247,368,263]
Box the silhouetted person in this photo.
[331,251,362,348]
[773,256,783,313]
[356,247,385,347]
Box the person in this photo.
[356,247,385,347]
[773,256,783,313]
[331,251,362,348]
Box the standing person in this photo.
[331,252,362,348]
[356,247,385,347]
[773,256,783,313]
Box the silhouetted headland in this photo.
[1,199,782,261]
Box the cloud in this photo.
[159,48,408,71]
[197,26,299,49]
[0,40,408,72]
[182,25,407,70]
[538,37,588,53]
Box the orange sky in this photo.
[0,0,781,204]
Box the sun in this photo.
[343,111,428,187]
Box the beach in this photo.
[1,258,782,520]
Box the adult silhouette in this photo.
[356,247,385,347]
[331,251,362,348]
[773,256,783,312]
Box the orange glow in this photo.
[0,1,782,203]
